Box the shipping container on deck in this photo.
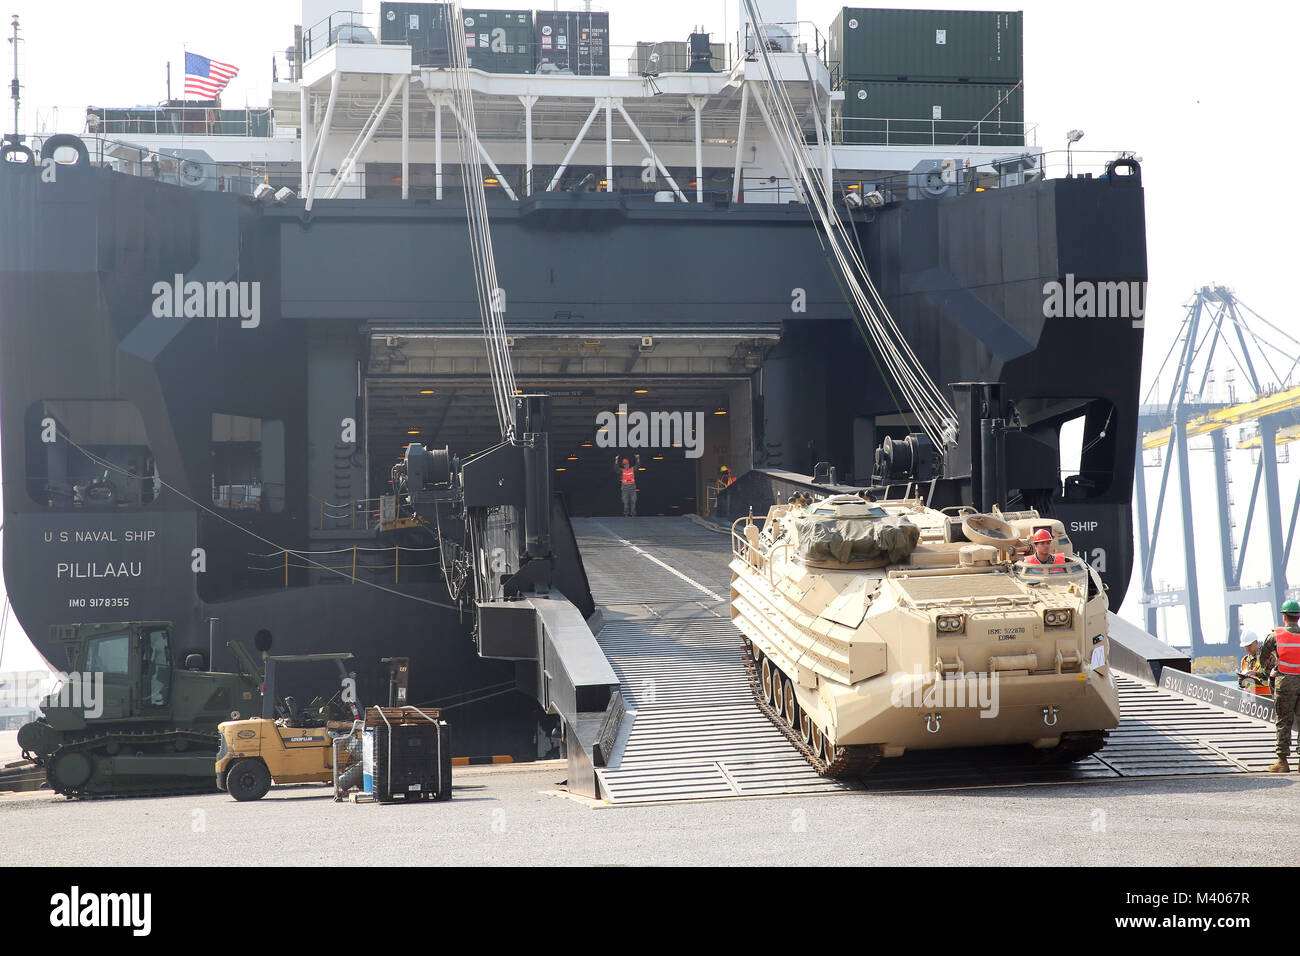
[840,80,1024,146]
[462,10,535,74]
[380,1,452,68]
[535,10,610,76]
[829,8,1022,84]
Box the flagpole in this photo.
[166,61,171,103]
[180,44,186,159]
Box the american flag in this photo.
[184,52,239,100]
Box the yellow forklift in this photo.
[215,653,360,801]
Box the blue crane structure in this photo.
[1136,286,1300,657]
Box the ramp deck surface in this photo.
[573,518,1274,804]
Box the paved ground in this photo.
[0,731,20,764]
[2,762,1294,866]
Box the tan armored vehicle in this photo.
[730,494,1120,776]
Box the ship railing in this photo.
[837,115,1035,148]
[304,10,373,62]
[705,478,735,514]
[249,544,441,587]
[309,494,429,533]
[308,493,388,531]
[737,174,805,204]
[212,480,286,512]
[48,131,1138,208]
[838,148,1139,204]
[1029,149,1143,182]
[739,21,830,70]
[58,133,296,197]
[320,146,1131,205]
[85,106,274,138]
[213,483,262,510]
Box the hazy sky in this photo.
[1,0,1295,668]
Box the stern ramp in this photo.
[572,518,1276,805]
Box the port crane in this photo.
[1136,286,1300,656]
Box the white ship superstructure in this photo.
[83,2,1040,207]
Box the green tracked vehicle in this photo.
[16,621,264,797]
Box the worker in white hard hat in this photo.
[1237,629,1272,698]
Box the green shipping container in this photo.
[379,2,452,67]
[462,10,536,74]
[841,80,1024,146]
[830,8,1022,83]
[379,5,533,72]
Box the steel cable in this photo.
[447,6,518,441]
[742,0,957,448]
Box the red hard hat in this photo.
[1032,529,1052,544]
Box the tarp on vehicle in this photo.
[793,514,920,564]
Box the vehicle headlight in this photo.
[1044,609,1073,627]
[936,614,965,633]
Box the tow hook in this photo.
[1042,706,1059,727]
[924,713,942,734]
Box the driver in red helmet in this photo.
[1025,528,1065,565]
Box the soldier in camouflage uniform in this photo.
[1261,600,1300,772]
[1238,630,1271,697]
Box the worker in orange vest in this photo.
[614,454,641,516]
[1237,630,1271,697]
[1024,528,1064,566]
[1262,599,1300,772]
[718,465,735,488]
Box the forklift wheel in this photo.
[227,759,272,802]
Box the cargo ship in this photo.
[0,2,1146,759]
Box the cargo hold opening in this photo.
[362,327,777,516]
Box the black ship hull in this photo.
[0,160,1146,756]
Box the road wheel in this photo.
[782,678,798,726]
[227,759,271,801]
[798,711,813,744]
[49,750,94,791]
[761,658,776,705]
